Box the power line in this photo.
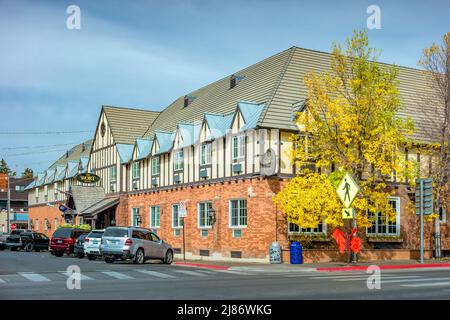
[0,141,82,150]
[2,148,69,157]
[0,130,93,135]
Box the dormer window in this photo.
[230,74,244,89]
[183,95,196,108]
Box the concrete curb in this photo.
[317,263,450,272]
[173,261,230,270]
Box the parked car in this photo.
[100,226,173,264]
[6,232,50,252]
[3,229,32,251]
[50,228,90,257]
[0,232,9,250]
[84,229,104,260]
[74,234,88,258]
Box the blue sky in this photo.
[0,0,449,175]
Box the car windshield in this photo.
[52,228,73,238]
[103,228,128,238]
[87,231,103,238]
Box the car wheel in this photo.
[0,245,5,251]
[133,248,145,264]
[54,250,63,257]
[77,252,85,259]
[87,255,97,261]
[25,243,34,252]
[163,249,173,264]
[10,247,17,252]
[105,257,115,263]
[34,248,41,252]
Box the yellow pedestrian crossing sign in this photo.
[342,207,355,219]
[337,173,360,208]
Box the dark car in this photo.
[3,229,32,251]
[74,234,88,258]
[50,228,90,257]
[19,232,50,252]
[0,232,9,250]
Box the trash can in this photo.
[269,241,282,264]
[290,241,303,264]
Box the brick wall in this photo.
[29,203,66,237]
[115,178,443,263]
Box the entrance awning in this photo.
[82,197,120,219]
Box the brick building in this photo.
[0,173,34,231]
[27,47,447,262]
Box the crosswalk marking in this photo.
[402,281,450,288]
[173,270,208,277]
[194,270,217,275]
[19,272,51,282]
[333,275,420,282]
[58,271,94,281]
[136,270,176,278]
[382,277,450,284]
[101,271,135,280]
[213,270,251,275]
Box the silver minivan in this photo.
[100,227,173,264]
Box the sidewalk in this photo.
[173,258,450,273]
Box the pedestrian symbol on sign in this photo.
[337,173,360,208]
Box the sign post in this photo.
[415,178,433,264]
[336,173,360,263]
[179,201,187,261]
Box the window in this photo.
[132,162,140,180]
[229,199,247,228]
[35,188,39,203]
[132,208,140,227]
[439,207,447,223]
[173,149,184,171]
[44,185,48,202]
[366,197,400,236]
[232,135,245,160]
[172,204,184,228]
[110,166,117,183]
[200,143,212,165]
[198,202,213,228]
[152,157,160,175]
[288,222,325,234]
[15,185,24,192]
[150,206,160,228]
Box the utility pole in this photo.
[6,174,11,234]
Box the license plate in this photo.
[93,241,98,245]
[57,240,62,244]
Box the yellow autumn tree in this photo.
[274,30,416,230]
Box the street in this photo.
[2,251,450,299]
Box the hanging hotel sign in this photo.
[76,173,100,184]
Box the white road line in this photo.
[286,273,367,278]
[212,269,251,275]
[194,270,217,275]
[136,270,176,278]
[382,277,450,284]
[402,281,450,288]
[101,271,135,280]
[58,271,94,281]
[333,275,420,282]
[18,272,51,282]
[0,278,5,284]
[173,270,208,277]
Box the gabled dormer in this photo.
[202,113,233,141]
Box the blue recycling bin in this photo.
[290,241,303,264]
